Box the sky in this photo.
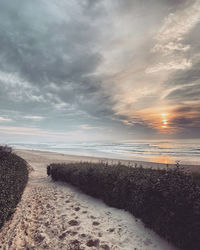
[0,0,200,143]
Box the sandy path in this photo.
[0,150,177,250]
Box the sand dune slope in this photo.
[0,150,177,250]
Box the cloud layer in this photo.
[0,0,200,141]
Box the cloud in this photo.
[165,60,200,87]
[146,59,192,73]
[0,0,200,139]
[94,0,200,134]
[0,71,30,87]
[152,0,200,56]
[0,125,83,138]
[166,83,200,102]
[140,0,200,134]
[24,116,44,120]
[81,125,97,130]
[0,0,113,121]
[169,103,200,130]
[147,0,200,76]
[0,117,12,122]
[0,1,103,86]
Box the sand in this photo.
[0,149,186,249]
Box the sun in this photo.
[161,113,169,129]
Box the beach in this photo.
[9,139,200,166]
[1,0,200,249]
[15,148,200,174]
[1,149,198,249]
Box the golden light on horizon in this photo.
[148,155,174,164]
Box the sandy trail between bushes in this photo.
[0,149,177,250]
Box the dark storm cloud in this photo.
[171,115,200,127]
[169,113,200,130]
[174,106,193,113]
[169,104,200,130]
[0,0,116,125]
[174,104,200,116]
[0,1,102,85]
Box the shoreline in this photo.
[15,148,200,174]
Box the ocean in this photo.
[8,139,200,165]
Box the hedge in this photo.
[47,162,200,250]
[0,146,28,228]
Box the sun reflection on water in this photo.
[148,155,174,164]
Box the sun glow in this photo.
[161,113,169,130]
[148,155,174,164]
[137,107,176,133]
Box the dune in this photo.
[0,149,182,249]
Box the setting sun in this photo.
[160,113,170,130]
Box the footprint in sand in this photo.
[0,151,176,250]
[86,239,100,248]
[69,239,81,249]
[100,244,110,250]
[80,233,87,238]
[90,215,96,219]
[68,220,80,226]
[98,232,102,237]
[59,232,67,240]
[92,221,100,226]
[66,230,78,236]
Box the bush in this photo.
[0,145,12,153]
[0,147,28,228]
[48,162,200,250]
[191,172,200,185]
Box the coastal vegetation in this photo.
[0,146,28,229]
[48,162,200,250]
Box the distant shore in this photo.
[14,148,200,174]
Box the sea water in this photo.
[8,139,200,165]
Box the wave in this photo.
[8,139,200,165]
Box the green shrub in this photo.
[0,147,28,228]
[48,162,200,250]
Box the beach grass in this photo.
[48,161,200,250]
[0,146,28,228]
[191,172,200,185]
